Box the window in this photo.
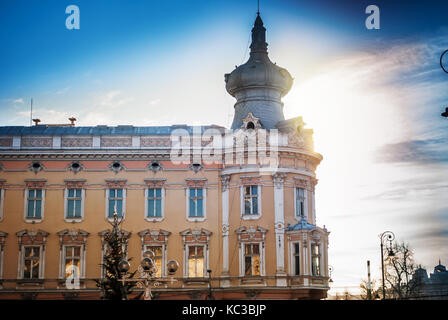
[188,188,203,217]
[311,244,321,276]
[244,244,261,276]
[296,188,306,218]
[293,243,300,276]
[26,189,43,219]
[147,188,162,218]
[244,186,258,215]
[145,245,163,277]
[0,188,4,221]
[107,189,124,217]
[64,246,81,279]
[23,246,41,279]
[66,189,83,220]
[188,245,204,277]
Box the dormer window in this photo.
[247,122,255,130]
[189,163,203,173]
[109,161,124,174]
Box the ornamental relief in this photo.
[101,137,132,148]
[140,137,171,147]
[22,137,53,148]
[61,137,93,148]
[0,138,12,147]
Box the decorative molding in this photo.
[185,178,207,188]
[241,112,262,130]
[25,179,46,189]
[220,175,230,191]
[148,161,163,173]
[138,229,171,247]
[105,179,127,189]
[180,228,212,244]
[57,228,89,245]
[29,161,44,174]
[144,178,166,188]
[189,163,203,173]
[272,172,286,189]
[64,179,86,189]
[109,161,125,174]
[67,161,84,174]
[16,229,49,246]
[235,226,267,242]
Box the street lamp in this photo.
[379,231,395,300]
[440,50,448,117]
[120,250,179,300]
[328,265,334,283]
[206,269,214,300]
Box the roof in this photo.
[0,125,226,136]
[285,220,316,231]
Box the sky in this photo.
[1,0,448,295]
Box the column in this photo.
[220,175,230,287]
[273,173,287,286]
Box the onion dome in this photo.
[225,13,293,98]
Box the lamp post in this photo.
[440,50,448,117]
[379,231,395,300]
[328,265,334,284]
[119,251,179,300]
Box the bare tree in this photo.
[384,242,421,299]
[360,278,381,300]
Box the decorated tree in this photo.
[96,212,137,300]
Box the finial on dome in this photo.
[250,11,268,54]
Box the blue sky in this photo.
[1,0,448,295]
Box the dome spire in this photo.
[250,11,268,55]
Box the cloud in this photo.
[13,98,24,104]
[376,138,448,164]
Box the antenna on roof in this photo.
[30,98,33,126]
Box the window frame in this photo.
[185,187,206,222]
[311,242,322,276]
[23,188,45,223]
[243,243,262,277]
[144,244,166,277]
[19,245,44,280]
[240,185,262,220]
[144,187,165,222]
[59,244,86,280]
[105,188,126,221]
[0,188,4,222]
[294,187,308,221]
[64,188,85,222]
[289,241,302,276]
[184,244,207,278]
[238,241,265,277]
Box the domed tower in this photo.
[225,13,293,130]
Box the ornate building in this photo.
[0,13,330,300]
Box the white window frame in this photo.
[294,187,308,221]
[239,241,265,277]
[64,188,85,222]
[105,188,126,221]
[144,187,165,222]
[0,189,4,222]
[18,245,44,279]
[143,244,166,277]
[184,244,208,278]
[185,187,206,222]
[289,241,302,276]
[59,244,86,280]
[24,188,45,223]
[240,185,262,220]
[311,242,322,276]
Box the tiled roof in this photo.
[0,125,225,136]
[285,220,316,231]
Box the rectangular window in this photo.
[145,245,163,277]
[108,189,123,217]
[147,188,162,217]
[27,189,42,219]
[23,246,40,279]
[244,243,261,276]
[189,188,203,217]
[244,186,258,215]
[296,188,305,218]
[188,245,204,277]
[64,246,81,279]
[311,244,321,276]
[66,189,82,218]
[294,243,300,275]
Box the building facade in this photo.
[0,13,330,300]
